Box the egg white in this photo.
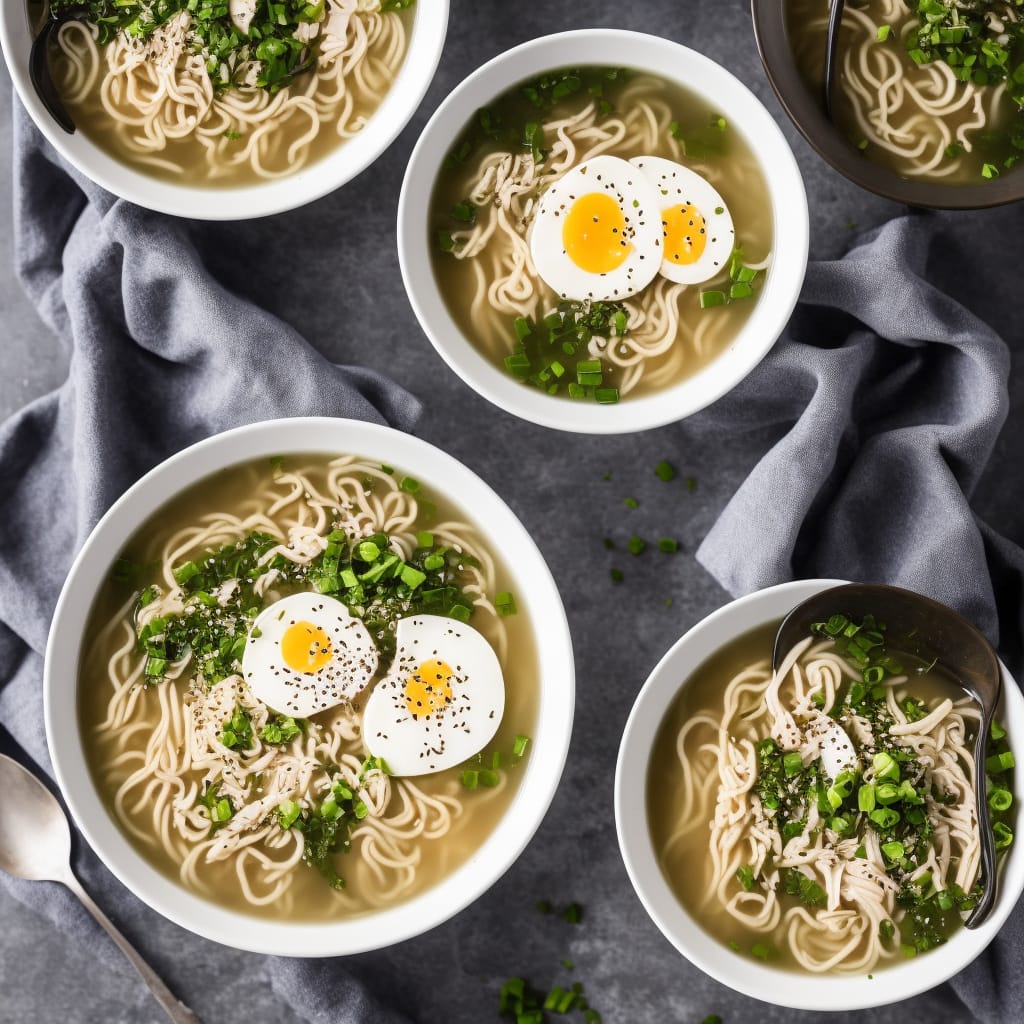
[630,155,735,285]
[529,155,663,302]
[362,614,504,776]
[242,591,378,718]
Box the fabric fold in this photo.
[1,100,419,1024]
[697,213,1016,645]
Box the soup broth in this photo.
[49,1,414,186]
[78,454,537,920]
[648,619,1015,973]
[429,66,774,404]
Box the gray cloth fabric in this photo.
[697,214,1015,642]
[0,101,418,1024]
[696,211,1024,1024]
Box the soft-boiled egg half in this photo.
[362,615,504,776]
[630,156,734,285]
[529,153,734,300]
[529,155,663,302]
[243,592,378,718]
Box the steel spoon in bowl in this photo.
[822,0,846,119]
[27,3,76,134]
[0,753,199,1023]
[773,582,1003,929]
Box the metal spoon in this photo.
[823,0,847,119]
[28,10,77,134]
[773,582,1003,929]
[0,753,200,1023]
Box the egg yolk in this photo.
[562,192,632,274]
[404,659,454,718]
[281,621,333,674]
[662,203,706,265]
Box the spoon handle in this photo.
[61,870,201,1024]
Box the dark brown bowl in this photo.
[750,0,1024,209]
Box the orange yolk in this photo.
[404,659,454,717]
[562,192,632,274]
[662,203,706,265]
[280,621,333,674]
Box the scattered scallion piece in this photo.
[627,535,646,556]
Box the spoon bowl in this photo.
[773,582,1003,929]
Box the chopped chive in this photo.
[986,751,1015,774]
[610,567,623,583]
[627,535,646,556]
[657,538,678,553]
[624,497,638,509]
[562,902,583,924]
[400,564,427,590]
[654,460,676,481]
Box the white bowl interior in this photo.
[0,4,448,219]
[615,579,1024,1011]
[398,29,809,434]
[43,418,574,955]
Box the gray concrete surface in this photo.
[1,2,1022,1022]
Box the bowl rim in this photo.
[0,3,449,220]
[43,417,575,956]
[397,27,809,435]
[749,0,1024,210]
[614,578,1024,1010]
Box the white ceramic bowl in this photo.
[43,417,574,955]
[0,4,448,219]
[398,29,808,434]
[615,579,1024,1010]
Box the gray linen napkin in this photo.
[0,101,417,1023]
[696,212,1024,1024]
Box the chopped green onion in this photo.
[869,808,901,829]
[400,564,427,590]
[986,751,1015,774]
[873,751,900,781]
[990,788,1013,813]
[658,538,678,553]
[699,289,727,309]
[881,841,905,861]
[627,536,647,556]
[994,821,1014,849]
[654,460,676,481]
